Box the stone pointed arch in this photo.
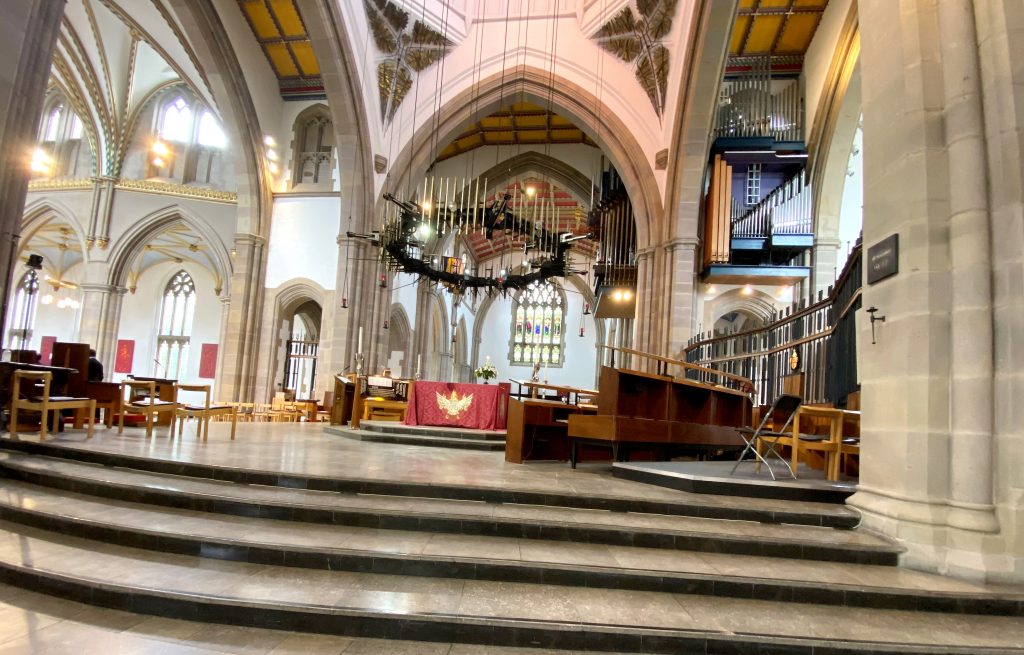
[385,66,662,252]
[257,277,330,401]
[467,152,598,208]
[705,288,779,334]
[105,205,233,297]
[20,198,90,261]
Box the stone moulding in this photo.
[28,178,238,204]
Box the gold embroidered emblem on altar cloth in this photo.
[435,390,473,419]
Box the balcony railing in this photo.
[685,244,862,406]
[731,170,813,239]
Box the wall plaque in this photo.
[867,234,899,284]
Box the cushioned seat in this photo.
[10,371,95,440]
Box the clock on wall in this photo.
[789,347,801,371]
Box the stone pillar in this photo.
[938,0,998,536]
[845,0,954,562]
[633,247,655,366]
[0,0,63,337]
[76,282,126,375]
[215,296,231,394]
[216,233,267,401]
[811,237,841,299]
[664,238,699,357]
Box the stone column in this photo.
[0,0,63,337]
[846,0,955,571]
[216,233,267,401]
[76,282,126,375]
[215,296,231,394]
[810,237,841,299]
[938,0,998,535]
[664,238,700,357]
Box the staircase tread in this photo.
[0,453,897,552]
[0,437,857,518]
[0,522,1021,651]
[335,428,506,445]
[0,480,1015,599]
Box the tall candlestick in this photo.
[417,354,422,376]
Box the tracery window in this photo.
[291,109,335,188]
[34,98,90,178]
[42,107,62,142]
[159,97,193,143]
[150,94,227,185]
[7,270,40,349]
[155,270,196,379]
[510,280,564,365]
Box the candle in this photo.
[544,359,549,381]
[417,354,422,375]
[357,327,363,354]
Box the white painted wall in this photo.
[114,260,223,393]
[264,196,341,289]
[836,124,863,272]
[475,280,598,389]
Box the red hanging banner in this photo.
[199,343,218,379]
[39,336,56,365]
[114,339,134,373]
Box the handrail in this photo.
[599,345,755,393]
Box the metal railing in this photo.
[731,170,813,238]
[685,244,862,406]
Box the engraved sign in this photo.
[867,234,899,285]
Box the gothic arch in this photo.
[466,152,597,209]
[105,205,233,297]
[289,103,335,189]
[384,66,662,253]
[705,288,779,334]
[20,198,89,259]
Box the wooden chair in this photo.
[10,370,95,440]
[118,379,178,438]
[174,384,237,440]
[86,381,122,428]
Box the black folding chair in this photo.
[730,393,802,480]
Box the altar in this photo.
[404,381,510,430]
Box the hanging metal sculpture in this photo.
[349,177,592,293]
[364,0,452,122]
[593,0,678,117]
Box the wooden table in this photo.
[788,406,861,481]
[404,381,509,430]
[506,397,599,463]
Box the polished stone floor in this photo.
[14,421,854,518]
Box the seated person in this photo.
[88,349,104,382]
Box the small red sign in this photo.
[39,336,56,365]
[199,343,218,379]
[114,339,134,373]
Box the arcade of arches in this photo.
[0,0,1023,639]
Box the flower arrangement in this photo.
[474,362,498,381]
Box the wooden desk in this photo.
[566,366,751,467]
[506,398,598,463]
[786,406,861,481]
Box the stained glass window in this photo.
[510,281,564,365]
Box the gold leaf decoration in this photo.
[593,0,678,116]
[365,0,451,123]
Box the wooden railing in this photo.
[600,345,755,394]
[685,244,862,406]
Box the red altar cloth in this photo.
[404,381,510,430]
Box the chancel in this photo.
[0,0,1022,653]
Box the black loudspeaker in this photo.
[26,254,43,270]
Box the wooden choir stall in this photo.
[505,347,754,466]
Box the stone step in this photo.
[0,523,1021,654]
[360,420,508,441]
[325,426,506,451]
[0,479,1017,616]
[0,439,859,528]
[0,452,902,565]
